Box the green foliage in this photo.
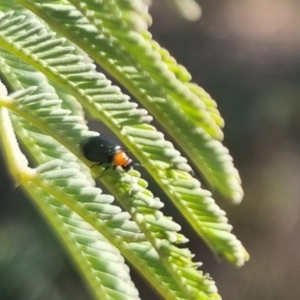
[168,0,202,21]
[0,1,249,299]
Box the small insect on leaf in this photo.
[81,136,135,177]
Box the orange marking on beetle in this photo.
[112,150,131,167]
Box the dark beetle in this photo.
[81,136,133,172]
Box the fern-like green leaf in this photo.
[16,0,243,204]
[0,9,248,267]
[0,1,250,299]
[0,45,221,299]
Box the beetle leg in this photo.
[91,162,103,168]
[98,165,110,178]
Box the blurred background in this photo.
[1,0,300,299]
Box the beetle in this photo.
[81,135,133,176]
